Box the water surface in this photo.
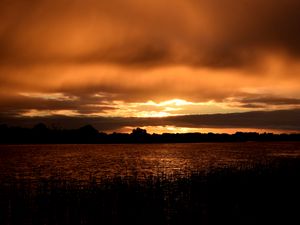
[0,142,299,181]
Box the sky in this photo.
[1,0,300,133]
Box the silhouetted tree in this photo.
[131,128,149,143]
[78,125,99,136]
[131,128,148,136]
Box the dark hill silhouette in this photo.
[0,123,299,144]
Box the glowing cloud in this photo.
[1,0,300,132]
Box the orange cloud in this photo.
[1,0,300,131]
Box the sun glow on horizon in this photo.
[17,97,249,118]
[93,98,240,118]
[114,126,297,135]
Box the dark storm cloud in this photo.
[0,93,115,115]
[1,109,300,132]
[165,110,300,131]
[227,95,300,109]
[240,96,300,106]
[0,0,300,67]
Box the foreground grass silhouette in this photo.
[0,158,299,225]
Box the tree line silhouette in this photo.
[0,123,299,144]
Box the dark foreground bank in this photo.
[0,158,299,225]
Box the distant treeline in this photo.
[0,123,300,144]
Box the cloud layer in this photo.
[1,109,300,133]
[1,0,300,131]
[1,0,300,67]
